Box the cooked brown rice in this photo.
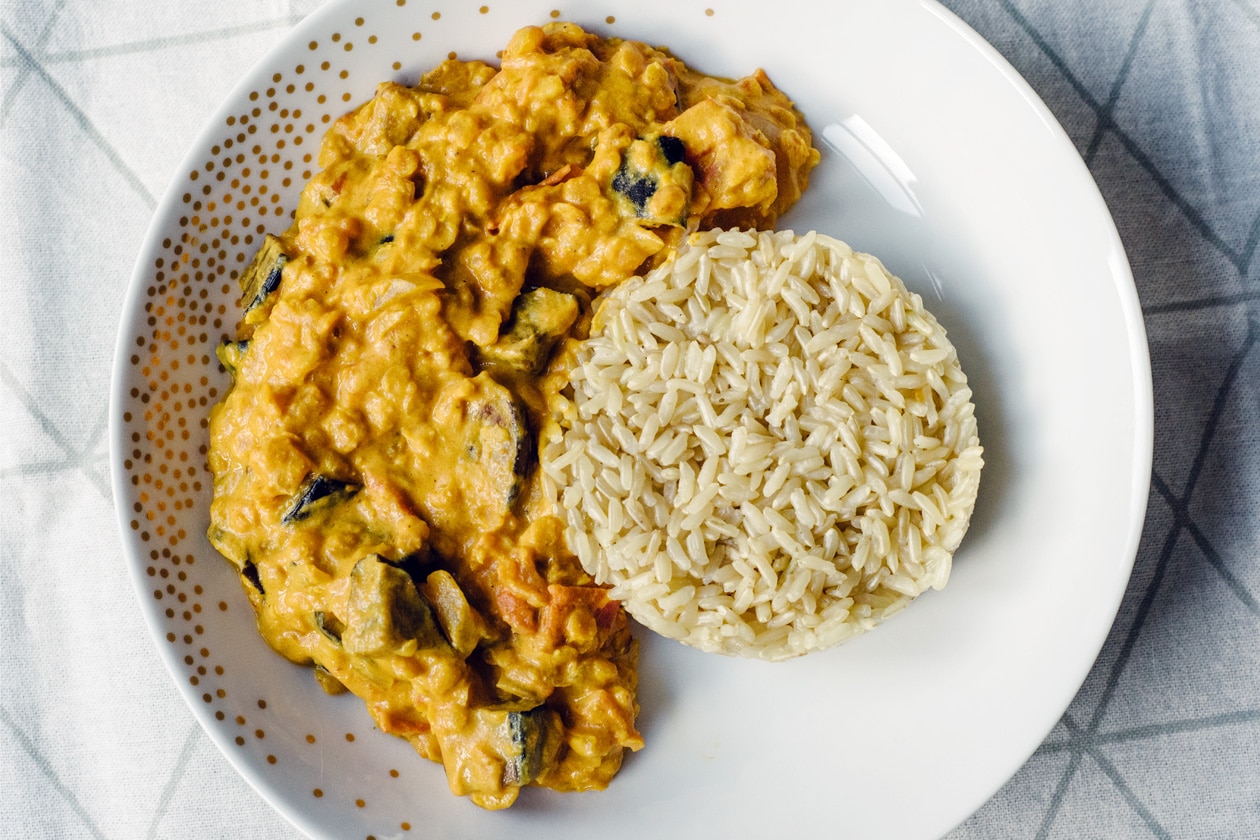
[540,228,983,660]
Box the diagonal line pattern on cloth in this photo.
[1038,708,1260,753]
[2,14,308,66]
[1154,474,1260,615]
[992,0,1099,111]
[0,704,111,840]
[1106,127,1250,274]
[0,459,81,477]
[1,26,155,210]
[1082,0,1156,165]
[0,0,68,124]
[0,360,81,461]
[0,360,111,501]
[1061,718,1172,840]
[1143,290,1260,315]
[68,408,112,502]
[994,0,1251,276]
[1033,744,1085,840]
[144,723,203,840]
[1237,208,1260,278]
[1117,204,1260,318]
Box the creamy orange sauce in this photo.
[207,22,818,808]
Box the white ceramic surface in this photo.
[110,1,1153,838]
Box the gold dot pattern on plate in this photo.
[115,0,724,833]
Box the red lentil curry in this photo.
[207,22,819,809]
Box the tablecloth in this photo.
[3,0,1258,837]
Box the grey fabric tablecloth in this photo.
[3,0,1257,836]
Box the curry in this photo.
[207,22,819,808]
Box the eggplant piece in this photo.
[281,474,358,524]
[609,134,693,226]
[341,554,447,656]
[657,134,686,166]
[313,664,347,695]
[240,559,264,596]
[612,168,654,212]
[238,233,289,317]
[452,373,532,512]
[207,523,248,567]
[314,610,345,644]
[504,710,549,786]
[475,288,579,375]
[421,569,494,657]
[470,706,561,787]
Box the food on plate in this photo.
[542,228,983,660]
[205,22,819,808]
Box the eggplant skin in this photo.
[240,559,264,596]
[452,373,532,513]
[281,474,358,525]
[421,569,494,657]
[341,554,448,656]
[468,706,561,787]
[314,610,345,643]
[657,134,686,166]
[238,234,290,318]
[609,134,693,226]
[504,708,553,786]
[475,288,579,376]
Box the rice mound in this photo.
[541,228,983,660]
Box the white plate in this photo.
[110,0,1152,837]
